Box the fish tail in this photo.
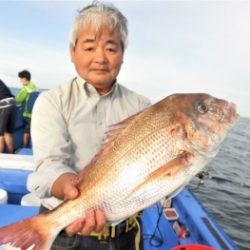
[0,215,57,250]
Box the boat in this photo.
[0,106,238,250]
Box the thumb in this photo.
[64,181,79,200]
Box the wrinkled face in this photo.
[70,26,124,95]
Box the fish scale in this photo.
[0,93,238,250]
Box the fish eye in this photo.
[196,101,209,114]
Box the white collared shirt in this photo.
[27,76,151,209]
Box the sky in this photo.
[0,0,250,117]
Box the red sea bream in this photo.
[0,93,238,250]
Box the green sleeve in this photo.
[15,87,28,104]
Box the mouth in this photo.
[91,68,109,73]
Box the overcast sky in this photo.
[0,0,249,117]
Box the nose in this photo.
[94,48,107,64]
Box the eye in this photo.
[84,47,94,52]
[196,101,209,114]
[106,46,117,53]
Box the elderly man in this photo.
[28,2,150,250]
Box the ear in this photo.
[70,45,75,63]
[121,53,124,64]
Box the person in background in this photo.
[16,70,37,148]
[28,2,150,250]
[0,79,16,153]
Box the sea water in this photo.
[190,117,250,250]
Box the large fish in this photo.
[0,93,238,250]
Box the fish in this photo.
[0,93,238,250]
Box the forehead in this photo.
[78,25,121,41]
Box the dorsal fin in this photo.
[103,111,143,145]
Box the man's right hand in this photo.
[51,173,107,236]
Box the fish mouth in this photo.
[223,101,239,125]
[220,100,239,133]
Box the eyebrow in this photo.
[82,38,119,46]
[82,38,95,43]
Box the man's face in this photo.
[70,26,124,95]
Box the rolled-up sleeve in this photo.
[27,90,76,198]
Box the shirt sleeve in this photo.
[140,96,151,110]
[27,91,77,198]
[15,87,28,105]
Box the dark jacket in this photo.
[0,79,14,101]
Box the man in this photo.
[0,79,16,153]
[28,2,150,250]
[16,70,37,148]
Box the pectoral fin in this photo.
[132,151,194,194]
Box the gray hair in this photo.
[70,1,128,51]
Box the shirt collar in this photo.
[76,75,118,98]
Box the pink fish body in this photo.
[0,93,238,250]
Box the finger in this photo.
[64,182,79,200]
[80,210,96,236]
[71,175,81,186]
[77,169,86,182]
[65,217,86,236]
[95,209,106,232]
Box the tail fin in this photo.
[0,215,56,250]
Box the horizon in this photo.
[1,1,250,118]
